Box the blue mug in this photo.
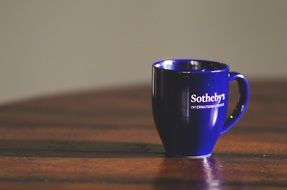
[152,59,249,158]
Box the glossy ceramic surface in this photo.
[152,59,249,157]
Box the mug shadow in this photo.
[0,139,164,158]
[153,156,222,190]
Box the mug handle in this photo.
[221,72,249,135]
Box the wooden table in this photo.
[0,81,286,189]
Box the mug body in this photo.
[152,59,230,157]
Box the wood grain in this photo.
[0,81,286,190]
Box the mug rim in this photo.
[153,59,230,74]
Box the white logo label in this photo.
[190,93,225,109]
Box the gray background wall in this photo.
[0,0,286,103]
